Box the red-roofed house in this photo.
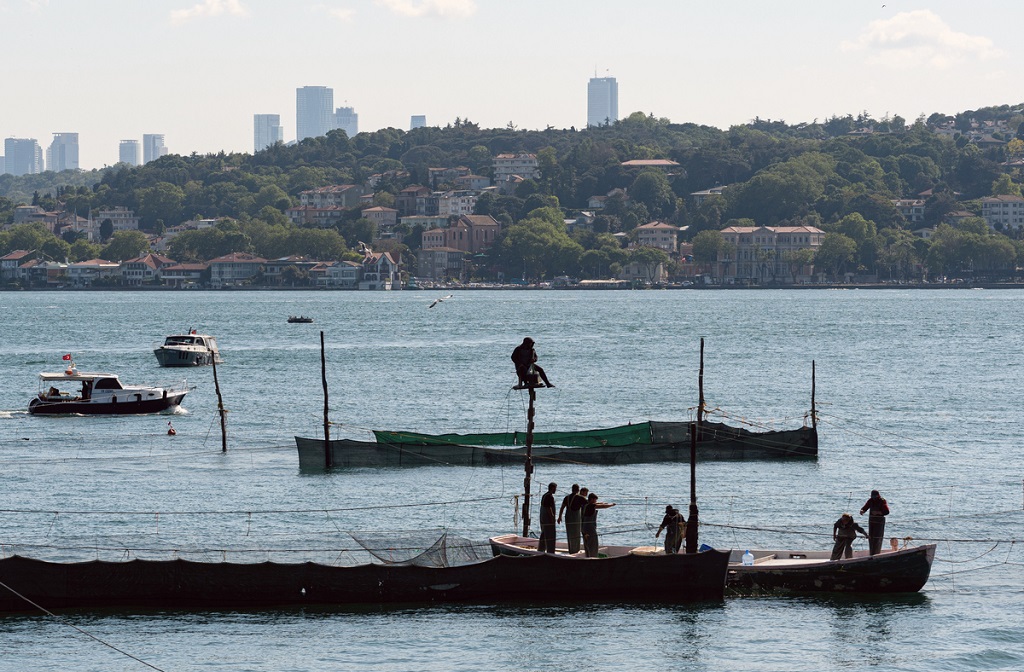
[121,253,176,286]
[208,253,267,288]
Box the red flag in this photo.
[62,354,72,361]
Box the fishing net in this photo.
[348,530,492,567]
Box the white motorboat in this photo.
[29,360,188,415]
[154,331,221,367]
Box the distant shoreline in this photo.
[4,283,1024,292]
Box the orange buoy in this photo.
[167,422,177,436]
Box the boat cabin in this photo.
[162,334,214,348]
[38,371,123,401]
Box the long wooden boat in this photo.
[490,536,935,595]
[0,549,730,613]
[295,419,817,469]
[725,545,936,595]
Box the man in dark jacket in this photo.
[859,490,890,555]
[831,513,867,560]
[511,337,554,388]
[538,482,557,553]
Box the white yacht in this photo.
[29,364,188,415]
[154,332,222,367]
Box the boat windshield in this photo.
[164,336,196,346]
[93,377,124,390]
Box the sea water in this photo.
[0,289,1022,671]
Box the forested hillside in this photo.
[3,104,1023,281]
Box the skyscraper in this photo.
[3,138,43,176]
[587,76,619,128]
[46,133,80,172]
[410,115,427,130]
[142,134,168,163]
[119,139,140,166]
[254,114,284,152]
[335,106,358,138]
[296,86,334,141]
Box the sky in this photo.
[2,0,1023,170]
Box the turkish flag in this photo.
[62,354,72,361]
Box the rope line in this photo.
[0,579,167,671]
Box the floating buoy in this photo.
[167,422,177,436]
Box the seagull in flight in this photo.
[429,294,454,308]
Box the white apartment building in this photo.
[493,153,539,183]
[981,195,1024,231]
[634,221,680,254]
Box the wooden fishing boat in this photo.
[725,545,936,595]
[489,536,935,595]
[287,315,314,323]
[0,548,730,613]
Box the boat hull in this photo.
[296,421,817,470]
[154,348,218,367]
[726,545,936,595]
[28,392,187,416]
[0,551,729,613]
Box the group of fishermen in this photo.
[538,482,692,557]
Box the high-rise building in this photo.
[46,133,80,172]
[335,106,358,138]
[296,86,334,141]
[410,115,427,130]
[142,134,168,164]
[587,76,619,128]
[3,138,43,176]
[119,139,140,166]
[254,114,284,152]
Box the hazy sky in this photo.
[3,0,1022,170]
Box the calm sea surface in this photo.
[1,289,1022,671]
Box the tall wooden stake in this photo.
[811,360,817,430]
[686,338,703,553]
[321,331,332,469]
[521,385,536,537]
[211,353,227,453]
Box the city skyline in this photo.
[3,1,1023,170]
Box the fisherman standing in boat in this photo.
[859,490,890,556]
[558,484,584,554]
[655,505,683,554]
[831,513,867,560]
[511,337,554,388]
[538,482,558,553]
[581,492,616,558]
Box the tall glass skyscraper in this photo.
[142,134,168,163]
[296,86,334,141]
[46,133,80,172]
[254,114,284,152]
[3,138,43,176]
[334,106,358,138]
[587,76,619,128]
[119,140,140,166]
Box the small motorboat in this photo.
[29,359,188,415]
[154,331,222,367]
[287,316,314,323]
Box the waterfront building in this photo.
[119,139,140,166]
[254,114,284,152]
[587,76,619,128]
[335,106,358,138]
[208,252,267,288]
[142,134,168,163]
[359,251,399,290]
[715,225,824,284]
[121,253,176,286]
[46,133,79,172]
[421,214,499,254]
[4,138,43,176]
[296,86,334,140]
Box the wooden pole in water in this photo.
[811,360,817,431]
[211,353,227,453]
[522,385,536,537]
[321,331,332,469]
[686,338,703,553]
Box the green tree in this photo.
[629,170,675,219]
[992,174,1021,197]
[815,233,857,279]
[102,230,151,261]
[69,239,102,262]
[629,246,670,283]
[138,182,185,228]
[495,217,583,280]
[99,218,114,242]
